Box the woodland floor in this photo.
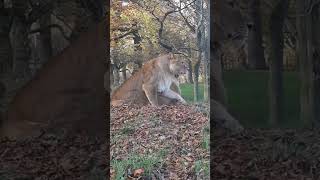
[0,133,107,180]
[110,104,210,180]
[2,103,320,180]
[213,128,320,180]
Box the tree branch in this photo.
[178,11,195,33]
[133,0,196,52]
[111,29,138,41]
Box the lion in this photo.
[0,19,107,139]
[111,53,188,106]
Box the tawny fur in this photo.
[0,20,107,139]
[111,53,187,106]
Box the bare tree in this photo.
[247,0,266,69]
[297,0,315,127]
[312,2,320,126]
[0,2,13,77]
[268,0,288,126]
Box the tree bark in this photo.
[121,64,127,81]
[211,50,227,106]
[203,49,209,102]
[247,0,266,70]
[38,13,52,63]
[312,3,320,126]
[0,7,13,76]
[133,32,143,71]
[110,63,114,87]
[203,27,209,102]
[0,5,12,115]
[113,66,120,87]
[187,60,193,84]
[193,59,200,102]
[297,0,314,127]
[10,16,31,80]
[269,0,288,126]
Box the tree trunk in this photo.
[203,28,209,102]
[110,63,114,87]
[312,3,320,126]
[0,5,12,115]
[113,67,120,87]
[211,50,228,106]
[297,0,314,127]
[0,8,13,76]
[193,60,200,102]
[269,0,288,126]
[133,32,143,70]
[121,64,127,81]
[247,0,266,70]
[203,0,210,102]
[10,16,31,80]
[187,60,193,84]
[203,53,209,102]
[38,13,52,64]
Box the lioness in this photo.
[111,53,188,106]
[0,19,107,139]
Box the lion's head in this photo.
[168,53,188,76]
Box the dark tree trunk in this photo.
[39,13,52,63]
[187,60,193,84]
[296,0,315,127]
[211,50,227,106]
[0,5,12,114]
[121,64,127,81]
[247,0,266,70]
[269,0,288,126]
[133,32,142,70]
[312,3,320,126]
[11,16,31,80]
[0,7,13,76]
[113,66,120,87]
[110,64,114,87]
[193,59,200,102]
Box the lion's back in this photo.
[111,57,168,106]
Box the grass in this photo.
[180,70,301,128]
[111,150,167,180]
[180,83,204,102]
[201,124,210,150]
[223,70,300,128]
[194,160,210,178]
[195,124,210,178]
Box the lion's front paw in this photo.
[179,98,187,104]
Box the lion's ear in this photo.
[168,52,175,60]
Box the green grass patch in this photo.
[194,160,209,178]
[201,124,210,150]
[223,70,301,128]
[120,127,135,135]
[180,83,204,102]
[111,150,167,180]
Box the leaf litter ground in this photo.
[0,132,107,179]
[110,104,210,180]
[2,103,318,179]
[213,128,320,180]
